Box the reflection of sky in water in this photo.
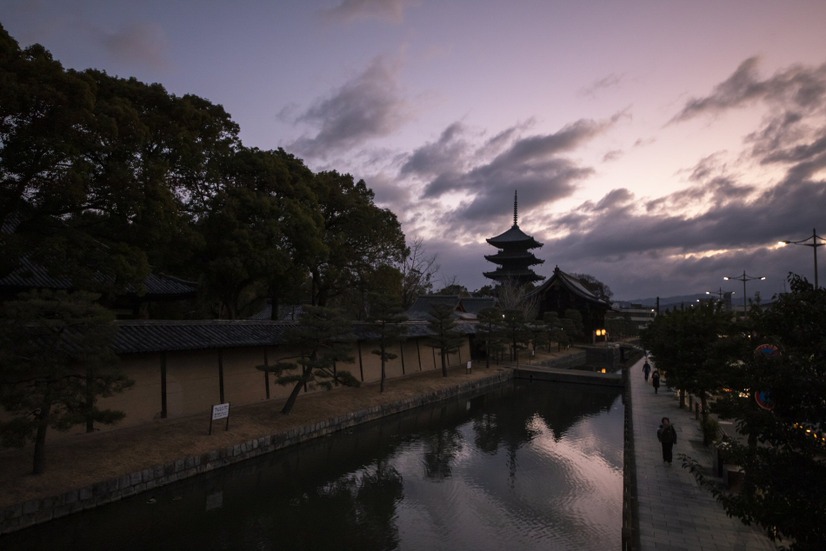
[393,392,624,551]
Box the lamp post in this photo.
[723,271,765,314]
[779,228,824,288]
[706,288,734,309]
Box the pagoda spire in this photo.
[513,190,518,227]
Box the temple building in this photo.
[483,191,545,286]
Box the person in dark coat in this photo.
[651,370,660,394]
[642,361,651,381]
[657,417,677,464]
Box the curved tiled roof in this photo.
[112,318,478,355]
[486,225,543,248]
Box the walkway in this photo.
[628,356,777,550]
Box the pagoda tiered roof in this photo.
[483,191,545,285]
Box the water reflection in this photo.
[3,380,623,551]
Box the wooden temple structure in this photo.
[483,191,545,286]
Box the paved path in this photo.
[629,356,777,550]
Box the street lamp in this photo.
[723,271,765,314]
[779,228,824,288]
[706,288,734,308]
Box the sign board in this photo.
[209,402,230,434]
[212,402,230,420]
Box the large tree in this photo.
[1,25,241,298]
[197,148,323,319]
[399,237,439,309]
[309,172,406,310]
[0,290,132,474]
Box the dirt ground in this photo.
[0,359,534,511]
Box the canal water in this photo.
[4,379,624,551]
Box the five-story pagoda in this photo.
[484,191,545,285]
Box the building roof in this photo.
[406,295,495,321]
[486,225,543,248]
[0,256,198,298]
[112,318,478,355]
[528,266,612,308]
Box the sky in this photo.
[3,0,826,301]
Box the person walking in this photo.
[642,360,651,381]
[651,370,660,394]
[657,417,677,464]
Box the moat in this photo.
[4,379,624,550]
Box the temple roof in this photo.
[528,266,611,308]
[486,224,543,248]
[0,256,198,298]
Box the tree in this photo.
[434,283,469,296]
[477,306,504,368]
[571,273,614,303]
[260,305,359,415]
[366,292,408,393]
[642,275,826,548]
[496,280,539,319]
[309,172,407,311]
[196,148,324,319]
[399,238,439,309]
[1,27,242,302]
[0,290,132,474]
[641,301,739,418]
[501,308,531,363]
[425,304,464,377]
[562,309,585,342]
[685,275,826,550]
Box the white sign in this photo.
[211,402,230,420]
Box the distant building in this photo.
[483,191,545,286]
[0,256,198,319]
[529,266,612,339]
[613,302,657,330]
[406,294,496,321]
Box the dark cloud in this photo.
[413,118,616,227]
[287,56,412,159]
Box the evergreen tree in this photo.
[477,306,504,368]
[366,292,408,393]
[259,305,359,414]
[0,290,132,474]
[426,304,464,377]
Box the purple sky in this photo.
[4,0,826,300]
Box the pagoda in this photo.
[483,191,545,285]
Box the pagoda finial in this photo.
[513,190,518,227]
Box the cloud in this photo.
[672,57,826,123]
[319,0,416,24]
[579,73,623,99]
[415,117,617,224]
[287,56,414,159]
[400,122,470,178]
[101,22,169,71]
